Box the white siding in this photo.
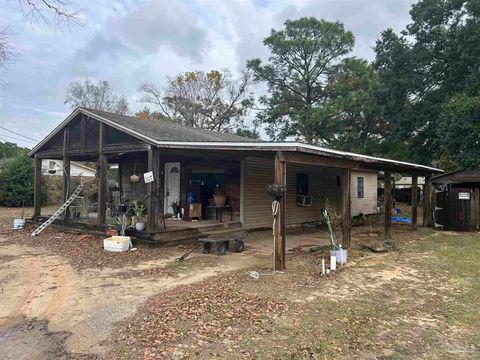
[350,170,378,216]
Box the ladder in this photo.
[31,184,84,236]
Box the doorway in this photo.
[164,162,181,214]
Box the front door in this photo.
[164,162,181,214]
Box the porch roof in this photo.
[29,108,443,175]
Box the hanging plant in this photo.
[130,159,141,183]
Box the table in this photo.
[207,205,233,222]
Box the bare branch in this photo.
[19,0,82,29]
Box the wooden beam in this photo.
[63,127,71,218]
[97,123,107,226]
[274,151,286,271]
[147,147,161,234]
[35,142,150,158]
[33,156,42,217]
[118,160,123,203]
[342,168,352,247]
[80,114,87,151]
[384,171,392,240]
[281,151,357,169]
[423,176,432,227]
[411,175,418,230]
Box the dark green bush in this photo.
[0,154,35,207]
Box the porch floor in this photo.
[163,218,240,230]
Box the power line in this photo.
[0,133,37,143]
[0,126,39,142]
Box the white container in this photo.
[135,222,145,231]
[13,218,26,229]
[330,249,348,264]
[104,236,131,252]
[330,255,337,271]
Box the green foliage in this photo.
[247,17,354,144]
[373,0,480,167]
[0,154,34,207]
[0,141,28,159]
[235,127,260,139]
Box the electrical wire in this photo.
[0,133,37,143]
[0,125,39,142]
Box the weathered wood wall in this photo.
[242,157,343,229]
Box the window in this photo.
[336,175,341,186]
[357,177,364,198]
[296,173,309,195]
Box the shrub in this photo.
[0,154,35,207]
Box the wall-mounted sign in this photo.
[144,171,154,184]
[458,192,470,200]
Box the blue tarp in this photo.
[392,216,412,224]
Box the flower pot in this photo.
[13,218,26,229]
[135,222,145,231]
[105,229,117,237]
[213,194,227,207]
[330,249,347,264]
[130,174,141,183]
[104,236,132,252]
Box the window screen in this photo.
[357,177,364,198]
[296,173,309,196]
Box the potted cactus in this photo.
[132,200,146,231]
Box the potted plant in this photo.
[213,184,227,207]
[104,215,132,252]
[170,200,182,218]
[13,208,26,229]
[323,204,347,265]
[132,200,146,231]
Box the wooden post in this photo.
[423,176,432,227]
[62,127,70,218]
[33,156,42,218]
[411,175,418,230]
[147,147,160,235]
[384,171,392,240]
[97,123,107,227]
[274,151,286,271]
[118,160,123,202]
[342,168,351,247]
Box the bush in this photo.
[0,154,35,207]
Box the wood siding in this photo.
[350,170,378,216]
[243,157,343,228]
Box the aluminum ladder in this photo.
[31,184,84,236]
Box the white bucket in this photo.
[104,236,131,252]
[13,218,26,229]
[330,249,348,264]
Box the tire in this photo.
[216,242,227,255]
[235,240,245,253]
[202,242,212,254]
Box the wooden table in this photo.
[207,205,233,222]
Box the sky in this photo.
[0,0,416,148]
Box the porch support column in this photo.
[274,151,286,271]
[342,168,352,247]
[118,160,123,202]
[423,175,432,227]
[411,175,418,230]
[147,146,160,235]
[97,123,107,227]
[384,171,392,240]
[63,127,70,218]
[33,156,42,218]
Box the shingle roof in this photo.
[83,108,257,143]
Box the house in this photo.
[42,159,96,177]
[28,108,442,269]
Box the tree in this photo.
[1,1,81,86]
[134,107,166,121]
[140,70,253,132]
[373,0,480,167]
[322,58,386,154]
[0,154,35,207]
[65,79,130,115]
[247,17,354,144]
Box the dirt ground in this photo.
[1,206,479,359]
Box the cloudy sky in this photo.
[0,0,415,148]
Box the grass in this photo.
[112,229,480,359]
